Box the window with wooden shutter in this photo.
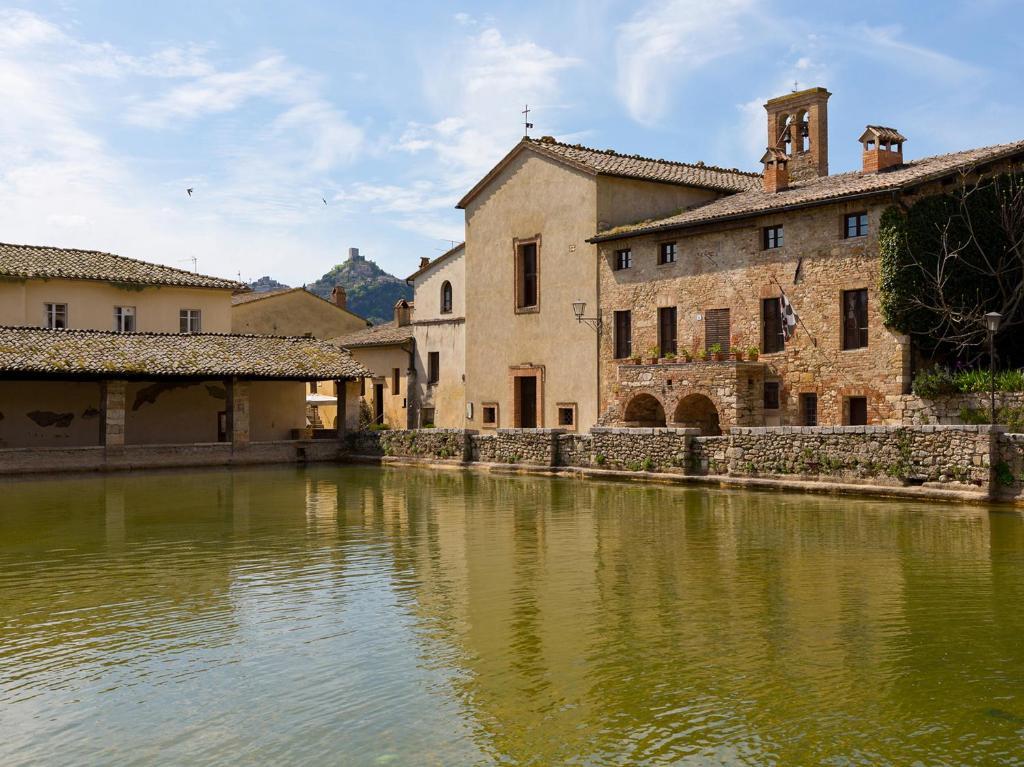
[704,308,730,352]
[842,289,868,350]
[516,241,539,309]
[761,298,784,354]
[657,307,677,355]
[614,310,632,359]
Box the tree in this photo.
[880,170,1024,365]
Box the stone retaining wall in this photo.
[591,427,695,473]
[556,434,592,468]
[469,433,496,463]
[889,393,1024,425]
[690,436,728,475]
[495,429,562,465]
[997,433,1024,499]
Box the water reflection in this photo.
[0,466,1022,766]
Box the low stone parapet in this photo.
[495,428,563,465]
[590,427,697,473]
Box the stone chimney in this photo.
[859,126,906,173]
[419,256,430,269]
[760,147,790,193]
[764,87,831,181]
[330,285,347,310]
[394,299,412,327]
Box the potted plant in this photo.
[646,346,660,365]
[694,349,707,362]
[730,335,743,361]
[747,345,760,361]
[662,351,676,363]
[709,343,725,362]
[679,348,692,363]
[630,354,642,365]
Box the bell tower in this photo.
[764,87,831,181]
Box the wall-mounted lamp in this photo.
[572,300,602,332]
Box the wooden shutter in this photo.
[658,307,677,355]
[705,309,730,351]
[614,311,632,359]
[762,299,784,353]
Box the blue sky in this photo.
[1,1,1021,284]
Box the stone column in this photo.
[335,380,348,443]
[100,380,126,448]
[226,378,250,448]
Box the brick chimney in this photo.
[394,299,412,327]
[764,87,831,180]
[760,147,790,193]
[330,285,347,310]
[859,126,906,173]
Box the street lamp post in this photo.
[572,299,602,333]
[985,311,1002,425]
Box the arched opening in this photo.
[673,394,721,436]
[440,281,453,314]
[622,394,666,427]
[796,110,810,152]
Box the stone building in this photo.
[406,242,466,428]
[459,135,759,432]
[0,243,367,471]
[589,88,1024,432]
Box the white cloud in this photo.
[615,0,757,125]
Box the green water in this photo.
[1,466,1023,766]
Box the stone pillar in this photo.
[335,380,348,443]
[100,380,126,448]
[226,378,250,447]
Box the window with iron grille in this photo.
[658,242,677,264]
[762,225,784,250]
[614,249,633,271]
[704,308,730,352]
[658,307,677,356]
[614,310,632,359]
[844,212,868,238]
[761,298,784,354]
[842,289,869,350]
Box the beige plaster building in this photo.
[336,300,415,430]
[407,243,466,428]
[231,285,371,432]
[459,137,759,432]
[0,243,366,471]
[589,88,1024,432]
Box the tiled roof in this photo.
[231,287,293,305]
[335,321,413,348]
[406,242,464,282]
[592,139,1024,241]
[0,242,246,290]
[0,326,370,380]
[860,126,907,144]
[457,137,760,208]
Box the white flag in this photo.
[780,293,798,340]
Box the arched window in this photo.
[441,281,453,314]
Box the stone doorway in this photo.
[623,393,666,427]
[673,394,721,436]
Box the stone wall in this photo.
[348,428,469,461]
[727,425,997,491]
[494,428,561,465]
[469,433,496,463]
[890,393,1024,425]
[996,433,1024,499]
[690,436,728,475]
[556,434,592,467]
[591,427,695,472]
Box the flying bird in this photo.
[186,188,193,197]
[322,197,328,206]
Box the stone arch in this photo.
[673,394,721,436]
[622,393,666,427]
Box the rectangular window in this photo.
[309,381,317,394]
[179,309,201,333]
[844,212,868,238]
[557,403,576,430]
[391,368,400,395]
[421,408,435,427]
[704,308,730,352]
[114,306,136,332]
[427,352,440,384]
[848,396,868,426]
[762,225,784,250]
[657,307,677,356]
[614,248,632,271]
[614,310,632,359]
[800,393,818,426]
[44,303,68,329]
[658,242,677,265]
[842,289,869,350]
[516,241,539,309]
[764,382,781,410]
[482,403,498,428]
[761,298,784,354]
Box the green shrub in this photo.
[594,453,606,466]
[640,457,655,472]
[912,367,957,397]
[994,461,1016,487]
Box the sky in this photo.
[1,1,1022,285]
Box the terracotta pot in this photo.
[732,351,743,361]
[712,352,726,362]
[646,357,658,365]
[748,352,759,362]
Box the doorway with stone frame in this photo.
[510,366,543,429]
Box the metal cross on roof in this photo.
[522,104,533,137]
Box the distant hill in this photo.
[248,275,290,292]
[305,249,412,326]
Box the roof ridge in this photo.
[0,324,332,342]
[528,138,761,178]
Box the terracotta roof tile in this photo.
[0,326,369,379]
[592,139,1024,241]
[0,242,246,290]
[335,321,413,348]
[231,287,294,305]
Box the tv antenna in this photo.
[522,104,533,137]
[180,257,198,272]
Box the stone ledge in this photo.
[495,428,565,435]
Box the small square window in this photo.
[763,225,784,250]
[179,309,201,333]
[844,212,868,238]
[114,306,135,332]
[44,303,68,329]
[482,403,498,428]
[658,242,677,265]
[614,248,632,271]
[556,403,577,431]
[764,382,781,410]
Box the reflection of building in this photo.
[406,243,466,428]
[0,243,366,471]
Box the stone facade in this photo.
[348,428,469,461]
[590,427,695,472]
[889,393,1024,425]
[494,428,561,465]
[690,436,729,475]
[556,433,591,468]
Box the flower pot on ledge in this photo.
[646,357,658,365]
[712,352,726,362]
